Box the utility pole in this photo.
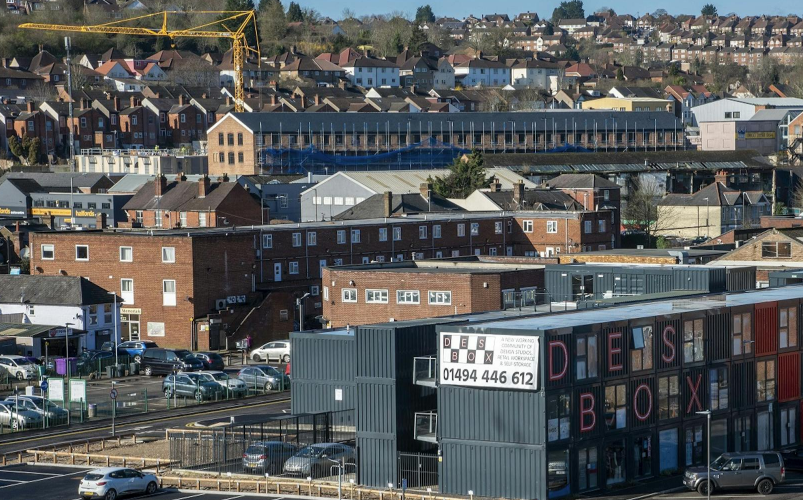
[65,36,75,173]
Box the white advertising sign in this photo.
[439,332,540,391]
[48,378,65,402]
[70,379,87,403]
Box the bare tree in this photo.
[28,81,56,103]
[624,178,678,244]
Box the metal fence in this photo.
[169,410,356,481]
[397,453,439,492]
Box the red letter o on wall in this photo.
[633,383,652,422]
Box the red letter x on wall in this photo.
[686,374,702,414]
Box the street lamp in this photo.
[64,322,74,362]
[696,409,712,500]
[107,292,119,368]
[703,197,710,238]
[296,292,310,331]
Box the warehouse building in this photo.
[292,285,803,498]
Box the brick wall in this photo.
[714,229,803,263]
[208,117,257,177]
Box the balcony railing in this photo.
[413,356,437,387]
[414,411,437,443]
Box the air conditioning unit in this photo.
[215,299,227,310]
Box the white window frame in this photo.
[471,223,479,236]
[162,279,176,306]
[120,278,134,304]
[119,246,133,262]
[289,261,299,274]
[365,289,389,304]
[323,286,329,301]
[428,291,452,305]
[457,223,466,237]
[307,231,317,246]
[379,228,388,241]
[393,227,402,241]
[351,229,361,243]
[263,234,273,248]
[292,232,302,247]
[75,245,89,261]
[495,221,503,234]
[433,225,442,238]
[419,226,427,239]
[397,290,421,304]
[161,246,175,263]
[41,244,54,260]
[546,220,558,233]
[337,230,346,244]
[342,288,357,303]
[523,220,534,233]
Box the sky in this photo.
[290,0,799,20]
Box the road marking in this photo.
[0,469,60,475]
[0,478,25,483]
[0,469,89,489]
[220,496,243,500]
[177,494,206,499]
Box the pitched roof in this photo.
[122,178,244,211]
[483,189,584,211]
[334,192,463,220]
[0,275,116,306]
[0,172,109,191]
[545,173,621,189]
[659,182,768,207]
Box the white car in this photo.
[78,467,158,500]
[250,341,290,363]
[196,370,247,396]
[0,355,37,380]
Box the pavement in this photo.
[0,463,294,500]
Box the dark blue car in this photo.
[116,341,159,363]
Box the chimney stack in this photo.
[26,101,34,113]
[419,182,432,200]
[113,96,120,111]
[714,170,729,186]
[383,191,393,217]
[513,180,525,205]
[178,94,185,106]
[199,174,210,198]
[314,94,320,106]
[175,171,186,183]
[80,98,89,109]
[129,95,137,108]
[225,96,231,106]
[490,177,502,192]
[95,213,107,229]
[270,94,277,106]
[155,174,167,197]
[216,173,229,183]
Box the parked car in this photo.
[193,352,225,371]
[683,452,785,495]
[237,365,290,391]
[283,443,355,477]
[0,401,43,430]
[196,371,247,396]
[116,341,159,363]
[162,373,223,401]
[75,350,115,374]
[4,395,68,422]
[782,451,803,473]
[250,341,291,363]
[242,441,297,474]
[141,348,204,376]
[100,341,115,352]
[0,355,38,380]
[78,467,158,500]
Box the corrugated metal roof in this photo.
[338,168,536,193]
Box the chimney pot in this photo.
[199,174,210,198]
[270,94,277,105]
[113,96,120,111]
[155,174,167,197]
[130,95,137,108]
[513,180,525,204]
[26,101,34,113]
[178,95,185,106]
[383,191,393,217]
[176,171,186,183]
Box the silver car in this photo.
[283,443,355,478]
[0,401,43,430]
[3,396,68,423]
[196,371,247,396]
[683,452,785,495]
[0,356,37,380]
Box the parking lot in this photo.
[0,464,290,500]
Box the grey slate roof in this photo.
[0,275,116,306]
[122,179,242,211]
[545,173,620,189]
[483,189,584,211]
[334,193,463,220]
[0,173,110,192]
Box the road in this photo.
[0,463,287,500]
[0,392,290,456]
[581,475,803,500]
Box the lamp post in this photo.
[696,409,712,500]
[64,322,74,363]
[296,292,310,331]
[107,292,119,368]
[703,197,710,238]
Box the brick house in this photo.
[12,102,57,155]
[122,174,263,228]
[712,228,803,284]
[167,95,206,145]
[321,259,546,328]
[118,96,159,148]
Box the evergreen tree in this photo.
[430,150,491,199]
[414,5,436,24]
[551,0,585,25]
[223,0,257,47]
[701,3,717,16]
[408,25,428,52]
[287,2,304,22]
[259,0,287,44]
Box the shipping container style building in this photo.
[292,285,803,499]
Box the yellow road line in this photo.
[0,398,289,448]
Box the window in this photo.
[238,152,244,163]
[218,133,224,145]
[757,359,776,402]
[523,220,534,233]
[428,291,451,305]
[289,262,299,274]
[576,334,598,380]
[598,220,606,232]
[683,319,704,363]
[75,245,89,261]
[604,383,627,430]
[119,246,133,262]
[307,232,317,246]
[342,288,357,302]
[121,278,134,304]
[494,221,503,234]
[366,289,389,303]
[735,416,752,452]
[161,247,175,263]
[457,223,466,237]
[733,313,753,355]
[135,211,143,224]
[709,367,728,410]
[334,197,344,206]
[433,225,441,238]
[378,228,387,241]
[604,190,610,201]
[546,220,557,233]
[397,290,420,304]
[781,406,797,447]
[393,227,402,241]
[631,326,653,371]
[262,234,273,249]
[762,242,792,258]
[292,232,302,247]
[351,229,360,243]
[419,226,427,239]
[584,220,593,234]
[686,424,704,465]
[180,114,186,123]
[228,152,235,164]
[198,212,207,227]
[758,410,774,450]
[41,244,54,260]
[470,223,479,236]
[323,286,329,300]
[780,306,798,348]
[337,230,346,244]
[658,375,680,420]
[162,280,176,306]
[547,392,571,441]
[237,132,243,145]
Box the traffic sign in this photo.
[40,380,48,391]
[110,388,118,400]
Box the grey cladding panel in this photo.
[291,380,355,414]
[357,326,395,379]
[357,437,398,488]
[291,333,356,382]
[356,379,396,436]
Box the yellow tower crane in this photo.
[19,10,260,112]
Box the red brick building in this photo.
[321,258,546,328]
